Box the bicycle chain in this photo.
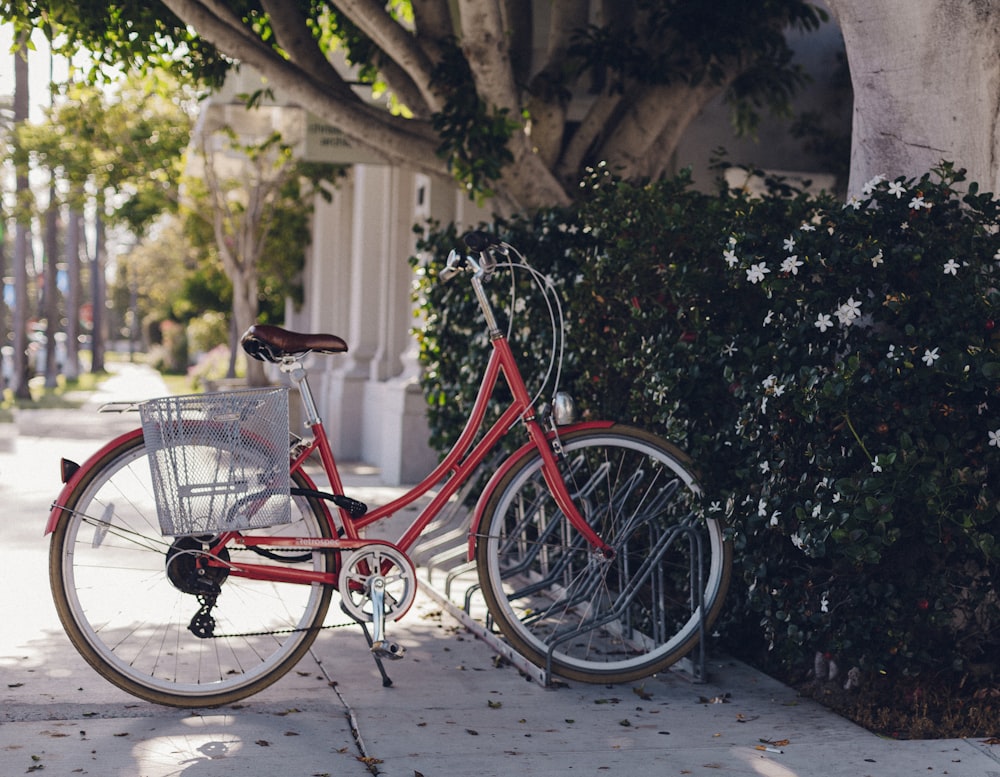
[187,573,358,641]
[185,547,362,640]
[202,620,357,640]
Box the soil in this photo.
[787,671,1000,740]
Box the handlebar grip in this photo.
[463,230,500,252]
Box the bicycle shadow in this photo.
[0,624,371,777]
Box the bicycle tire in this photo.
[476,425,731,683]
[49,432,335,707]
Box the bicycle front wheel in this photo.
[49,432,334,707]
[476,425,731,683]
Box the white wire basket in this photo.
[140,388,291,537]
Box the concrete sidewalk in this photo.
[1,363,998,776]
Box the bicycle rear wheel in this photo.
[476,425,731,683]
[49,432,334,707]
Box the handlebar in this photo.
[440,231,504,283]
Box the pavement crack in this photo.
[313,649,381,775]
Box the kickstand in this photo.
[359,621,393,687]
[342,605,393,687]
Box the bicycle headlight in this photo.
[552,392,577,425]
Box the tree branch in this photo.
[261,0,355,100]
[412,0,456,57]
[456,0,521,114]
[556,89,624,181]
[595,79,728,179]
[335,0,444,113]
[523,0,590,167]
[161,0,447,178]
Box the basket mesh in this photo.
[140,388,291,536]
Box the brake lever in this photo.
[439,249,465,282]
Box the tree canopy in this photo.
[1,0,828,211]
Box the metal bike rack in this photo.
[408,465,710,688]
[407,457,553,687]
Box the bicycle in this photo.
[46,231,732,708]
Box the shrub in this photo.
[413,163,1000,681]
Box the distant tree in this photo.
[15,72,195,371]
[182,125,339,384]
[1,0,829,211]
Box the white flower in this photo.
[862,174,886,195]
[909,195,930,210]
[780,255,803,275]
[886,344,901,360]
[762,374,778,389]
[845,196,862,210]
[814,313,833,332]
[769,511,781,527]
[943,259,960,275]
[820,591,830,613]
[763,310,774,326]
[723,249,738,267]
[783,237,796,252]
[721,341,737,357]
[988,429,1000,448]
[708,501,722,513]
[900,221,909,231]
[922,347,940,366]
[870,250,884,267]
[835,297,862,325]
[758,498,768,517]
[746,263,770,284]
[759,460,770,474]
[800,222,816,232]
[888,181,906,198]
[872,457,883,473]
[832,492,841,503]
[773,383,786,397]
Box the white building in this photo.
[203,13,847,485]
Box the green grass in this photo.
[2,372,105,410]
[160,372,197,396]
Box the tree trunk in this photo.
[827,0,1000,196]
[12,32,32,400]
[64,208,82,380]
[43,183,60,388]
[91,211,106,373]
[230,269,266,386]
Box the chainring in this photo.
[338,544,416,624]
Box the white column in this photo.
[366,173,460,483]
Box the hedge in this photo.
[412,162,1000,681]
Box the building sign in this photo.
[301,113,388,166]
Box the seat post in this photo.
[279,357,321,427]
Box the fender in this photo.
[46,428,145,535]
[45,428,331,535]
[467,420,615,560]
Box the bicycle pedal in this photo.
[371,640,406,660]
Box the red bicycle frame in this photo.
[46,248,614,590]
[199,333,614,586]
